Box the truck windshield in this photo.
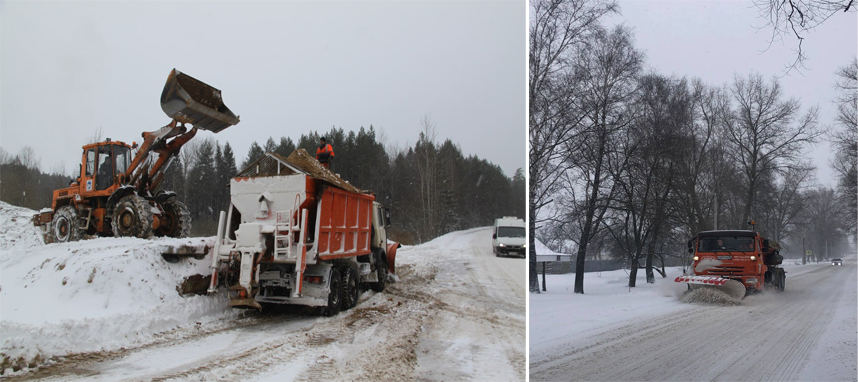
[698,236,755,252]
[498,227,525,238]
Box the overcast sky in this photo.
[1,1,525,178]
[606,0,857,188]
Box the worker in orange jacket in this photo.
[316,137,335,170]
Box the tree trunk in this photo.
[629,257,638,288]
[574,131,608,294]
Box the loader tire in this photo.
[52,205,83,243]
[342,266,359,311]
[322,268,342,316]
[157,199,191,238]
[112,194,153,239]
[370,256,387,293]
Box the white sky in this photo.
[0,1,526,178]
[606,0,858,188]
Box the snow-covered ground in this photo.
[0,202,525,380]
[0,202,234,373]
[530,256,857,381]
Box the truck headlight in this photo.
[746,278,758,284]
[498,243,505,247]
[693,256,699,261]
[522,244,527,248]
[750,256,756,261]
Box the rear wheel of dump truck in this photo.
[341,266,359,310]
[112,194,154,239]
[322,268,342,316]
[157,199,191,238]
[52,205,83,243]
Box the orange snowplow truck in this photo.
[675,229,785,299]
[33,69,240,243]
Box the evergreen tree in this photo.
[241,141,265,170]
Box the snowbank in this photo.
[0,202,236,369]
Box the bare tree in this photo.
[416,115,439,239]
[754,0,856,73]
[86,127,105,145]
[567,25,643,294]
[723,73,822,225]
[529,0,618,293]
[674,79,730,237]
[831,58,857,234]
[17,146,41,171]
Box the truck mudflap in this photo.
[675,275,746,300]
[160,69,240,133]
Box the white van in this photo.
[492,217,526,258]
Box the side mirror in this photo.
[762,239,770,252]
[492,234,497,239]
[384,208,391,226]
[687,238,695,254]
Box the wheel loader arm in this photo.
[124,69,240,194]
[125,120,190,192]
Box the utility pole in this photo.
[713,198,718,230]
[802,237,806,265]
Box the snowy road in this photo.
[3,226,525,381]
[530,258,857,381]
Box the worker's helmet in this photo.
[320,137,327,142]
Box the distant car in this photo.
[831,258,842,266]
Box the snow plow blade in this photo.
[160,68,240,133]
[675,275,746,300]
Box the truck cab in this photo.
[689,230,784,293]
[492,217,526,258]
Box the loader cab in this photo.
[80,141,132,195]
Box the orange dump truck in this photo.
[207,149,399,315]
[676,230,785,299]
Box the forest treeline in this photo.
[0,123,525,245]
[530,0,857,293]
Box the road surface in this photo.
[530,258,857,381]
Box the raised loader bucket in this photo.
[160,69,240,133]
[675,275,747,300]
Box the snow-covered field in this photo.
[530,256,858,381]
[0,202,525,380]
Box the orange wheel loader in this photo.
[33,69,240,243]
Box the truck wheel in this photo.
[370,257,387,293]
[323,268,342,316]
[112,194,154,239]
[52,205,83,243]
[342,266,359,310]
[157,199,191,238]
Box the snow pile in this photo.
[0,202,45,251]
[680,287,742,305]
[0,202,235,370]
